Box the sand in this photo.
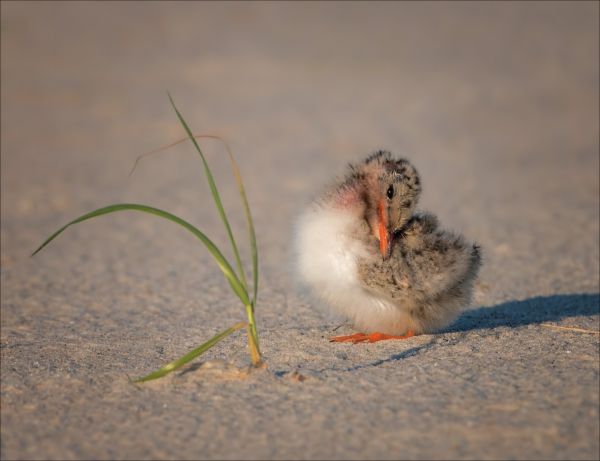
[1,2,598,460]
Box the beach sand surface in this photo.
[1,3,599,459]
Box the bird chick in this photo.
[294,151,481,343]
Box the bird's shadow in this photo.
[315,292,599,374]
[443,292,599,333]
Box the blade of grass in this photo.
[129,134,229,178]
[167,94,248,293]
[129,133,261,359]
[133,322,246,383]
[215,138,260,357]
[214,137,259,307]
[31,203,250,306]
[129,134,259,306]
[246,322,261,366]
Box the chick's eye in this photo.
[386,185,394,200]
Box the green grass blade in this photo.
[31,203,250,305]
[127,132,261,360]
[167,94,248,292]
[216,138,260,357]
[130,133,260,306]
[133,322,246,383]
[216,138,259,306]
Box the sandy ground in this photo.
[1,2,599,460]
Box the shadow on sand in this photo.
[318,293,600,372]
[330,293,600,374]
[180,293,599,377]
[444,292,599,333]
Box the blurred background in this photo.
[1,2,598,459]
[2,2,598,300]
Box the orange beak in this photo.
[378,201,392,259]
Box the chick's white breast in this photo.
[295,205,364,292]
[294,204,406,333]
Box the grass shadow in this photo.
[444,292,599,333]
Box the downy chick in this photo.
[294,151,481,343]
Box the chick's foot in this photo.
[330,330,415,343]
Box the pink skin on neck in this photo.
[334,186,358,207]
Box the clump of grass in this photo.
[32,94,261,382]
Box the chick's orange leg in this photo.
[329,333,370,343]
[330,330,415,344]
[367,331,415,342]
